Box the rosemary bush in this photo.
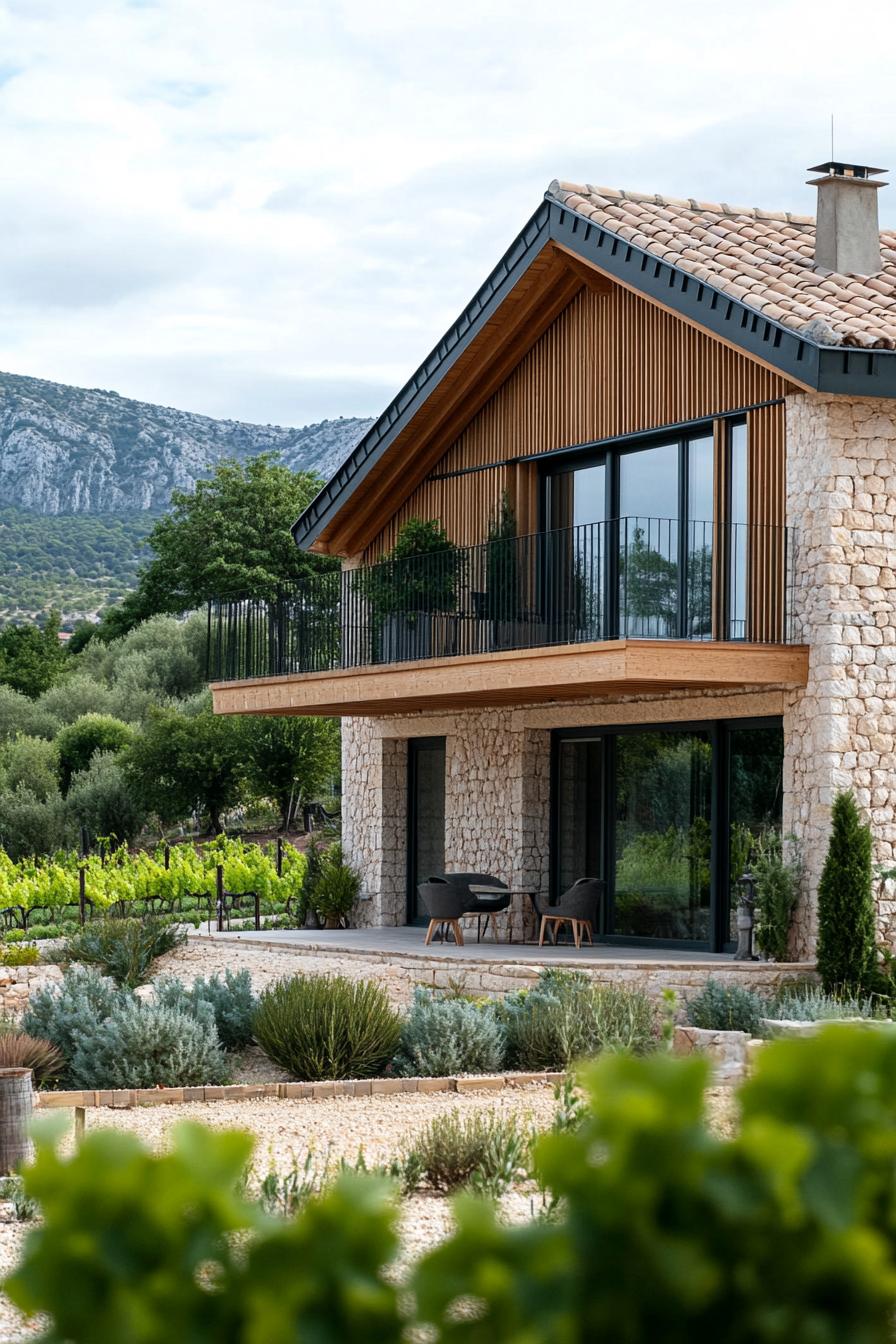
[253,974,402,1080]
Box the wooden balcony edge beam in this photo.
[211,641,809,718]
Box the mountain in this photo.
[0,370,374,622]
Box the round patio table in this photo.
[467,887,534,944]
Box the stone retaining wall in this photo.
[233,936,814,1008]
[0,963,62,1016]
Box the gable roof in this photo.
[549,181,896,350]
[294,180,896,552]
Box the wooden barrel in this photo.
[0,1069,32,1174]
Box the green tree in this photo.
[240,716,339,830]
[125,704,245,833]
[96,457,333,639]
[66,751,146,846]
[56,714,134,795]
[817,789,876,993]
[0,734,59,801]
[0,786,74,860]
[0,612,66,698]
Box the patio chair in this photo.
[438,872,511,942]
[418,879,470,946]
[538,878,605,949]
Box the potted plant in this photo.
[311,843,361,929]
[355,518,464,662]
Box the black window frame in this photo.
[549,715,783,953]
[540,421,724,642]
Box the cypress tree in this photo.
[816,790,876,993]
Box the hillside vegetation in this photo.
[0,368,372,619]
[0,507,156,622]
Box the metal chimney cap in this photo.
[808,160,888,180]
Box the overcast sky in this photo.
[1,0,895,429]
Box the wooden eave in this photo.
[322,242,596,557]
[210,639,809,719]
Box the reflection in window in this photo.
[727,722,783,937]
[548,460,606,642]
[686,435,714,638]
[613,730,712,941]
[618,443,679,637]
[729,423,748,638]
[555,738,603,896]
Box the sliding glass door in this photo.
[551,718,783,949]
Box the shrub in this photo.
[154,970,257,1050]
[685,977,768,1035]
[399,1108,529,1198]
[23,966,126,1082]
[771,982,880,1022]
[64,917,185,988]
[311,844,360,925]
[817,790,876,994]
[68,1000,230,1090]
[393,986,505,1077]
[752,829,802,961]
[0,944,39,966]
[0,1030,64,1086]
[253,974,402,1080]
[14,1031,896,1341]
[500,971,656,1070]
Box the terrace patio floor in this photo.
[203,924,804,970]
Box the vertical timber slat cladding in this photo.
[363,283,790,560]
[746,402,787,642]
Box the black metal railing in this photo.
[207,518,795,682]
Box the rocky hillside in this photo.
[0,370,372,514]
[0,370,374,621]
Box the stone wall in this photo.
[784,393,896,956]
[341,687,788,932]
[0,963,62,1016]
[221,934,812,1009]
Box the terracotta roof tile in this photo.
[547,180,896,348]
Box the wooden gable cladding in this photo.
[362,281,792,560]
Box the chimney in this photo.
[807,160,887,275]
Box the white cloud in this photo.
[0,0,894,425]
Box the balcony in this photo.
[209,519,809,716]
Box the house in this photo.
[211,160,896,957]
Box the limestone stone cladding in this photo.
[342,687,791,936]
[784,393,896,956]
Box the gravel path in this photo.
[155,935,416,1006]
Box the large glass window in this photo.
[728,422,749,639]
[618,442,680,638]
[552,718,783,949]
[546,458,607,642]
[555,738,603,897]
[613,729,712,941]
[545,425,722,642]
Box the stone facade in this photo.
[339,393,896,960]
[784,393,896,956]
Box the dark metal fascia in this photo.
[291,201,554,549]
